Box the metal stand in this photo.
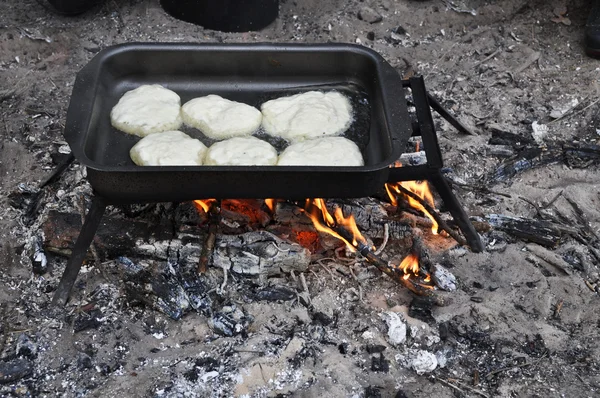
[390,76,484,252]
[51,195,107,306]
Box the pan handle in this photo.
[378,61,413,164]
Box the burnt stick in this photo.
[332,225,432,296]
[393,184,468,248]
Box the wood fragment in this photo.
[447,377,490,398]
[374,223,389,255]
[526,244,571,275]
[541,190,563,209]
[518,196,544,219]
[553,298,564,318]
[585,280,596,292]
[512,51,541,74]
[473,48,502,68]
[450,180,511,198]
[433,377,465,395]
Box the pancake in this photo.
[130,130,207,166]
[277,137,363,166]
[182,95,262,140]
[260,91,353,142]
[204,136,278,166]
[111,84,182,137]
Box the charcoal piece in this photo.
[488,127,534,148]
[394,25,407,35]
[438,322,450,340]
[366,344,386,354]
[485,214,563,248]
[312,312,333,326]
[210,312,251,337]
[15,334,37,359]
[254,286,296,301]
[523,334,547,357]
[371,354,389,372]
[470,296,484,303]
[183,368,199,382]
[364,385,383,398]
[97,363,111,376]
[338,343,349,355]
[120,257,191,320]
[72,308,104,333]
[0,358,33,384]
[367,31,375,41]
[399,151,427,166]
[395,391,409,398]
[472,281,484,289]
[195,357,220,372]
[7,184,39,210]
[31,236,48,275]
[486,144,515,158]
[408,296,436,325]
[214,231,310,277]
[77,353,93,370]
[562,249,584,271]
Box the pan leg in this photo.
[51,195,107,306]
[426,92,476,136]
[430,172,484,253]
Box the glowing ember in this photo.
[193,199,216,213]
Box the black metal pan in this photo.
[65,43,412,203]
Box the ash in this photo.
[1,0,600,397]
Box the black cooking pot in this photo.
[160,0,279,33]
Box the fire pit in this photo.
[51,43,482,305]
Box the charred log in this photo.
[327,198,413,240]
[213,231,311,277]
[42,210,175,259]
[485,214,564,248]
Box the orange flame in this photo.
[303,199,367,252]
[385,181,439,235]
[193,199,216,213]
[265,199,277,213]
[398,253,419,280]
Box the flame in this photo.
[303,199,367,252]
[385,180,439,235]
[398,253,419,280]
[265,199,277,213]
[304,199,352,250]
[193,199,216,213]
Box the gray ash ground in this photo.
[1,0,600,397]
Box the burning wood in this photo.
[302,198,435,295]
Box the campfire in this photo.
[189,175,451,297]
